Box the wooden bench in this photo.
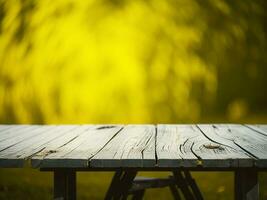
[0,124,266,200]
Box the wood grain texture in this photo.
[198,124,267,167]
[0,125,41,142]
[156,125,197,167]
[0,125,56,152]
[157,125,253,167]
[0,124,266,168]
[90,125,155,167]
[245,125,267,136]
[0,125,16,133]
[0,125,80,167]
[31,125,123,168]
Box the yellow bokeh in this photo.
[1,0,266,124]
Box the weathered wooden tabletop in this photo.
[0,124,266,169]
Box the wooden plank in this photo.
[245,124,267,136]
[32,125,123,168]
[256,125,267,133]
[0,126,65,167]
[0,125,15,133]
[0,125,78,157]
[0,125,41,142]
[16,125,92,159]
[198,124,267,167]
[157,125,252,167]
[0,125,81,167]
[0,124,266,169]
[91,125,155,167]
[156,125,197,167]
[0,125,56,152]
[197,124,255,167]
[31,125,96,167]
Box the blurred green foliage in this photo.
[0,0,266,124]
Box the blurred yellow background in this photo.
[1,0,266,124]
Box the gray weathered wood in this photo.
[245,124,267,136]
[0,125,81,167]
[0,124,267,169]
[91,125,155,167]
[156,125,197,167]
[31,125,96,167]
[0,125,41,142]
[0,125,17,133]
[32,125,123,168]
[198,124,267,167]
[0,125,56,151]
[157,125,252,167]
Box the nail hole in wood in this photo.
[97,126,116,130]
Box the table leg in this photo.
[120,170,137,199]
[132,189,145,200]
[104,170,137,200]
[104,170,123,200]
[234,169,258,200]
[54,169,76,200]
[169,184,181,200]
[173,171,195,200]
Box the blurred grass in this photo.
[0,169,267,199]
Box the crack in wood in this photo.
[58,135,79,148]
[1,124,266,168]
[233,141,259,160]
[196,125,236,150]
[0,126,56,152]
[155,126,158,166]
[16,126,81,161]
[190,142,202,166]
[88,126,124,166]
[244,125,267,137]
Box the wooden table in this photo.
[0,124,266,199]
